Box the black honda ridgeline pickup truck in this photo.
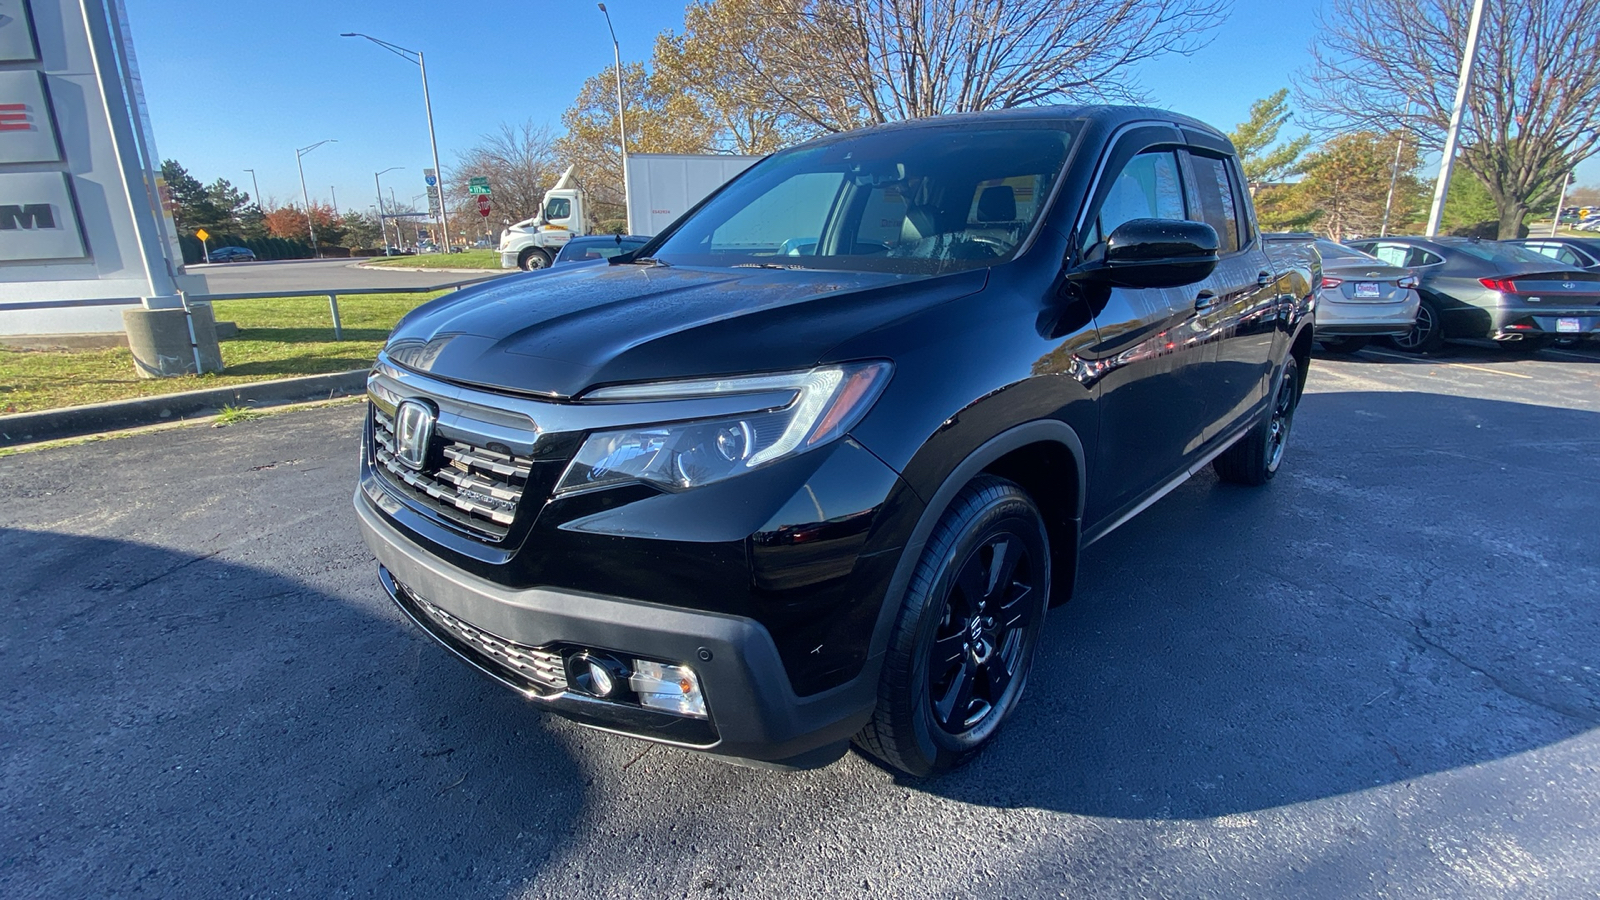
[356,106,1318,776]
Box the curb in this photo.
[355,263,511,275]
[0,369,369,447]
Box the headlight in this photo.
[554,362,892,495]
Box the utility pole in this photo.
[598,4,632,233]
[1425,0,1487,237]
[244,168,261,208]
[341,34,452,252]
[330,186,339,215]
[375,167,403,255]
[295,139,336,258]
[1550,171,1572,237]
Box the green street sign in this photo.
[468,176,491,195]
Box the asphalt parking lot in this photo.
[2,342,1597,898]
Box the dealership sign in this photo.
[0,170,85,260]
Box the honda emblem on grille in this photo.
[394,399,436,470]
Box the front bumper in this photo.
[356,489,879,763]
[499,249,520,269]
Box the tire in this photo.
[518,248,551,271]
[1318,336,1369,354]
[1390,297,1444,353]
[855,476,1051,778]
[1214,354,1300,486]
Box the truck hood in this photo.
[384,263,988,398]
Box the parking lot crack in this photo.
[1265,565,1600,726]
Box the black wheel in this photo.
[1319,336,1369,354]
[1390,298,1444,353]
[1214,354,1300,486]
[855,476,1050,777]
[518,248,551,271]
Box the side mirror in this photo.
[1091,218,1220,288]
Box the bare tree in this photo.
[670,0,1227,134]
[449,121,564,228]
[1301,0,1600,239]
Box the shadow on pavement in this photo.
[1320,340,1600,364]
[917,390,1600,819]
[0,529,588,898]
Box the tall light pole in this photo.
[1425,0,1488,237]
[342,33,451,252]
[375,166,403,256]
[1550,170,1573,237]
[296,139,336,258]
[243,168,261,208]
[330,186,339,215]
[598,4,631,233]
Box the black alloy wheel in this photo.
[1215,354,1301,485]
[856,476,1050,777]
[1391,298,1443,353]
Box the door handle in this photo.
[1195,289,1218,312]
[1257,270,1274,287]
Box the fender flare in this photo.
[863,418,1087,667]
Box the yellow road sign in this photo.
[195,228,210,242]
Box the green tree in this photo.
[1294,131,1426,240]
[1228,89,1312,189]
[1439,168,1499,234]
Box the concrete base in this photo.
[123,305,223,378]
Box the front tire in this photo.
[518,248,551,271]
[855,476,1050,778]
[1214,354,1300,486]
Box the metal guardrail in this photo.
[187,274,505,341]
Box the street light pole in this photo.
[598,3,631,233]
[295,139,336,258]
[1425,0,1488,237]
[342,33,452,253]
[1550,170,1572,237]
[375,166,403,256]
[243,168,261,208]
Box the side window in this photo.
[1408,249,1444,267]
[1082,149,1186,255]
[1557,247,1584,266]
[1370,243,1409,267]
[1183,153,1240,254]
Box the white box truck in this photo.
[499,153,762,270]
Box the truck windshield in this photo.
[649,124,1078,274]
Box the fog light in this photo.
[629,659,708,718]
[573,653,626,698]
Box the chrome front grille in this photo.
[406,588,568,694]
[371,405,531,539]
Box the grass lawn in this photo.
[363,249,504,269]
[0,293,440,415]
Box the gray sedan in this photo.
[1346,236,1600,353]
[1300,238,1418,353]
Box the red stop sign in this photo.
[476,195,491,217]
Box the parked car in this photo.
[1576,215,1600,232]
[1265,234,1417,353]
[207,246,256,263]
[553,234,649,265]
[1346,236,1600,352]
[355,106,1319,776]
[1502,237,1600,271]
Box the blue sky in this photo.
[124,0,1598,216]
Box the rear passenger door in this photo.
[1181,147,1279,445]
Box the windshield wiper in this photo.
[731,262,815,270]
[629,256,671,267]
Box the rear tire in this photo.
[1318,336,1369,354]
[518,248,551,271]
[1214,355,1300,486]
[1390,297,1444,353]
[855,476,1050,778]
